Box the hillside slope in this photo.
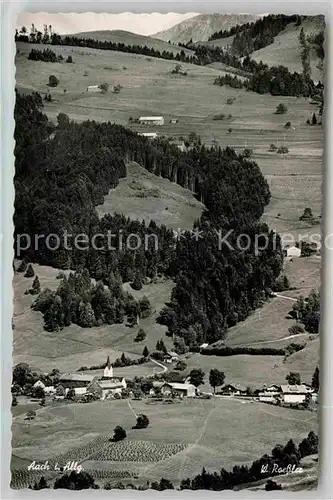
[152,13,259,43]
[251,16,325,81]
[69,29,194,56]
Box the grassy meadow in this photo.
[12,397,317,487]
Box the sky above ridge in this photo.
[16,12,200,36]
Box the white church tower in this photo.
[104,355,113,378]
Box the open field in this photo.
[16,41,323,239]
[96,161,204,230]
[13,261,174,372]
[12,397,317,486]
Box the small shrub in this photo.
[99,83,109,92]
[288,324,305,335]
[284,121,291,128]
[277,146,289,154]
[66,56,73,63]
[269,143,278,151]
[134,414,149,429]
[228,128,232,133]
[275,103,288,114]
[134,328,146,342]
[299,207,314,221]
[112,426,127,442]
[212,114,225,120]
[24,264,34,278]
[48,75,59,87]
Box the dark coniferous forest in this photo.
[14,91,283,345]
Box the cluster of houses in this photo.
[257,383,318,405]
[215,382,317,404]
[33,357,127,401]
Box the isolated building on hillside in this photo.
[200,343,209,350]
[87,85,102,93]
[87,378,127,400]
[163,351,179,363]
[139,132,158,139]
[58,372,96,389]
[285,245,301,259]
[161,382,196,398]
[139,116,164,126]
[170,118,179,124]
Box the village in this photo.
[16,351,318,412]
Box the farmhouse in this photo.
[87,377,127,400]
[163,351,179,363]
[220,384,247,396]
[170,118,179,124]
[139,132,158,139]
[87,85,102,93]
[58,372,96,389]
[139,116,164,126]
[161,382,196,398]
[285,245,301,259]
[280,384,313,404]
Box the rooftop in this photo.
[59,373,95,382]
[139,116,164,120]
[281,384,313,394]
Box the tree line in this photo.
[214,64,317,97]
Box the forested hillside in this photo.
[14,92,283,346]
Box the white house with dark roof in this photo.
[280,384,314,404]
[104,355,113,378]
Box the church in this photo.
[85,355,127,400]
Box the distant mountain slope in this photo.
[152,13,259,43]
[69,29,195,56]
[250,16,325,81]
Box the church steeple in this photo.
[104,355,113,378]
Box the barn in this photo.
[139,116,164,126]
[58,372,96,389]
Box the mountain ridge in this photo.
[152,13,260,43]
